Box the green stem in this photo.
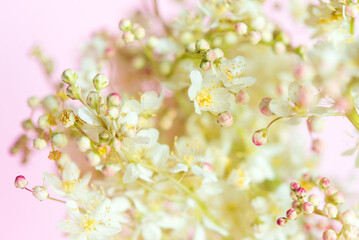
[346,106,359,131]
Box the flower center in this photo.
[62,180,77,193]
[195,88,215,107]
[81,216,98,231]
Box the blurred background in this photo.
[1,0,359,239]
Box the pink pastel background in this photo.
[1,0,359,239]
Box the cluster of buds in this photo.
[194,39,224,71]
[277,175,359,240]
[119,19,146,43]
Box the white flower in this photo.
[43,161,91,200]
[57,198,121,239]
[123,163,153,184]
[188,70,231,115]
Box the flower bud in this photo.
[66,85,82,100]
[323,203,338,218]
[290,182,300,191]
[133,26,146,40]
[252,128,267,146]
[108,107,120,119]
[296,187,307,198]
[322,229,337,240]
[274,42,286,54]
[99,130,110,142]
[102,164,120,177]
[33,138,47,150]
[107,93,122,107]
[345,4,359,18]
[87,151,101,166]
[37,114,50,129]
[213,48,224,59]
[132,56,146,70]
[200,60,211,71]
[195,39,210,52]
[236,90,250,104]
[341,210,356,225]
[51,133,68,148]
[22,119,34,130]
[286,208,297,220]
[77,136,91,152]
[276,217,287,226]
[119,19,132,31]
[217,112,233,127]
[186,42,196,52]
[312,139,325,154]
[86,91,100,109]
[32,186,48,201]
[235,22,248,35]
[27,96,41,109]
[93,73,109,91]
[319,177,331,190]
[259,98,273,116]
[43,95,59,112]
[249,31,261,45]
[113,139,122,152]
[14,175,28,189]
[341,225,359,240]
[61,69,78,85]
[308,194,320,207]
[302,202,314,214]
[205,50,216,62]
[123,31,135,44]
[292,200,301,211]
[147,36,158,48]
[307,117,325,133]
[331,191,344,205]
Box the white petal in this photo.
[121,111,138,125]
[169,163,189,173]
[123,163,140,184]
[62,161,80,182]
[188,70,203,100]
[78,107,101,126]
[194,100,202,115]
[57,220,81,234]
[137,128,159,145]
[203,217,228,236]
[66,200,82,221]
[269,99,293,117]
[142,223,162,240]
[43,173,64,197]
[96,225,122,237]
[193,224,206,240]
[137,164,153,183]
[77,172,92,189]
[111,197,132,212]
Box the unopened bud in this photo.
[51,133,68,148]
[27,97,41,109]
[61,69,78,85]
[43,95,59,112]
[200,59,211,71]
[307,117,325,133]
[86,91,99,109]
[102,164,120,177]
[77,136,91,152]
[277,217,287,226]
[217,112,233,127]
[346,4,359,18]
[99,130,110,142]
[322,229,337,240]
[119,19,132,31]
[319,177,331,190]
[341,210,356,225]
[274,42,286,54]
[37,114,50,129]
[312,139,325,154]
[302,202,314,214]
[123,31,135,44]
[213,48,224,59]
[236,90,250,104]
[286,208,297,220]
[32,186,48,201]
[296,187,307,198]
[341,224,359,240]
[133,26,146,40]
[235,22,248,35]
[308,194,320,207]
[107,93,122,107]
[205,50,216,62]
[66,85,82,100]
[147,36,158,48]
[249,31,261,45]
[323,203,338,218]
[87,151,101,166]
[252,128,268,146]
[331,191,344,205]
[33,138,47,150]
[195,39,210,52]
[108,107,120,119]
[22,119,34,130]
[259,98,273,116]
[93,73,109,91]
[290,182,300,191]
[14,175,28,189]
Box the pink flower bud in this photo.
[259,98,273,116]
[341,210,356,225]
[292,200,301,211]
[213,48,224,59]
[312,139,325,154]
[322,229,337,240]
[200,60,211,71]
[290,190,298,200]
[119,19,132,31]
[202,162,213,172]
[323,203,338,219]
[331,192,344,205]
[319,177,331,190]
[252,128,268,146]
[107,93,122,107]
[102,165,119,177]
[133,26,146,40]
[286,208,297,220]
[14,175,28,189]
[235,22,248,35]
[345,4,359,18]
[236,90,250,104]
[307,117,325,133]
[277,217,287,226]
[217,112,234,128]
[32,186,48,201]
[249,31,261,45]
[195,39,210,52]
[296,187,307,198]
[308,194,320,207]
[204,50,216,62]
[302,202,314,214]
[290,182,300,191]
[123,31,135,44]
[341,224,359,240]
[86,151,101,166]
[335,97,351,112]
